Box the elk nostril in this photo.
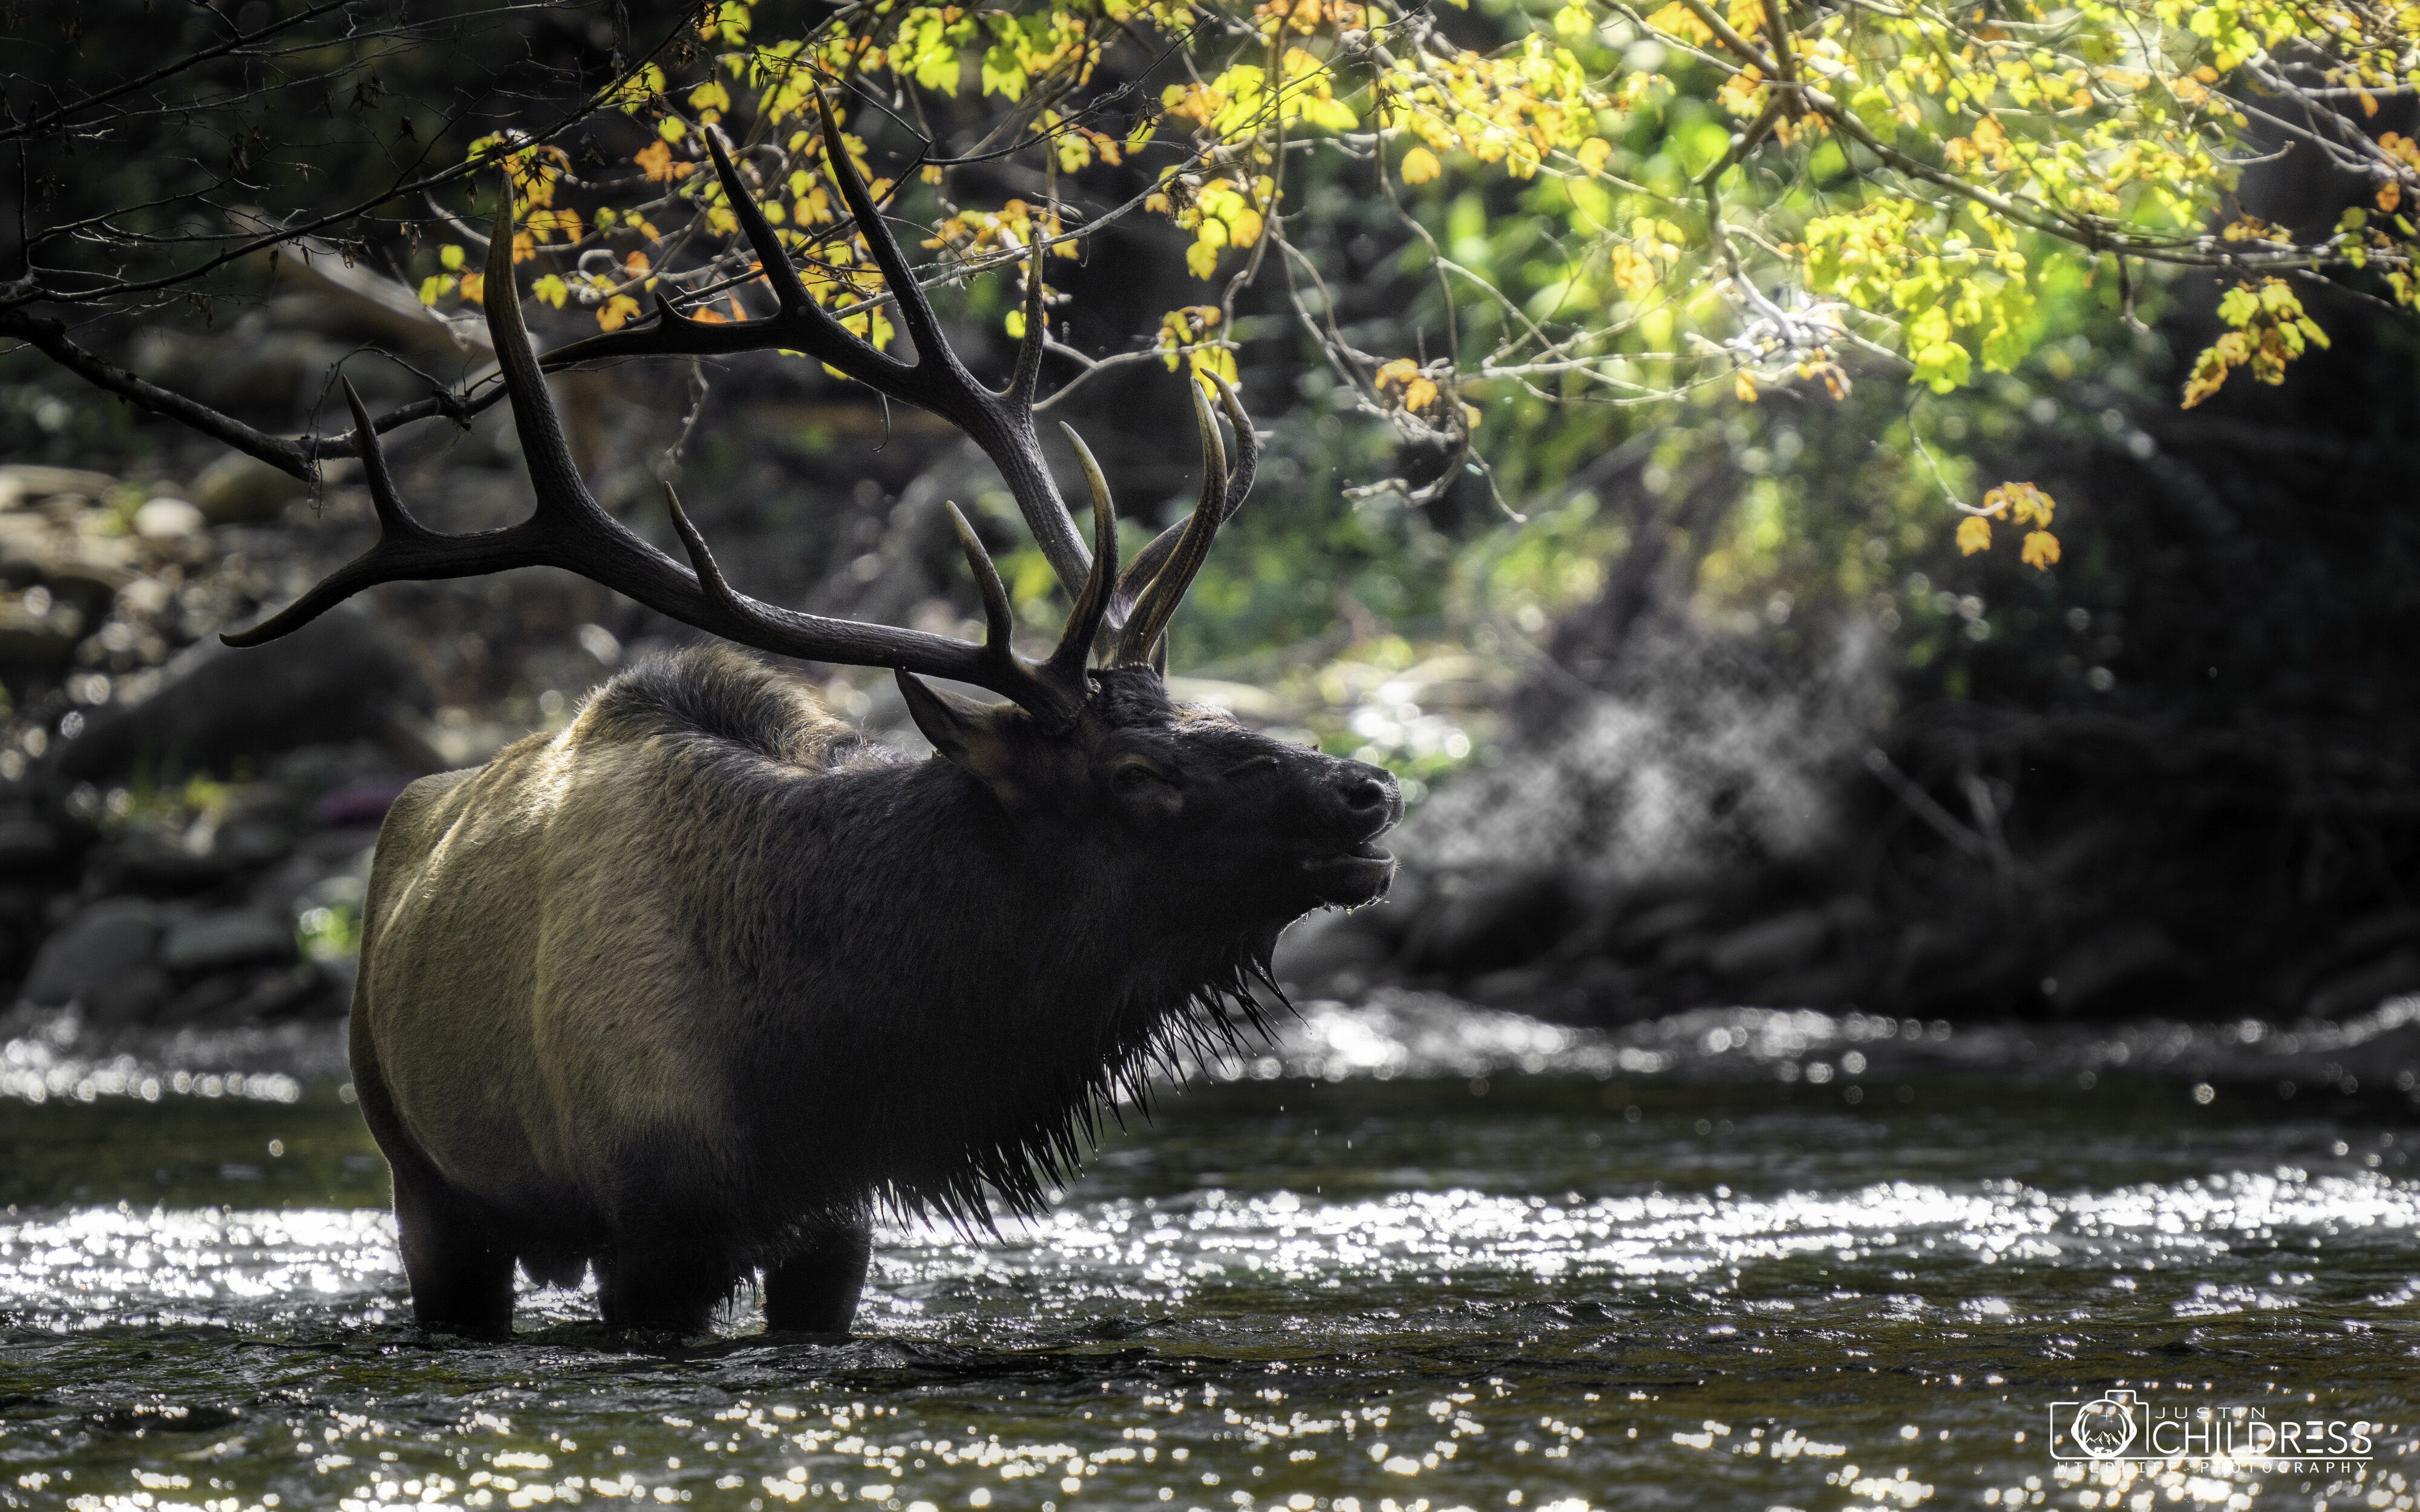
[1339,773,1392,816]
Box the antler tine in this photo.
[809,90,951,381]
[1045,422,1120,685]
[482,177,625,535]
[943,501,1017,653]
[1009,245,1049,406]
[1114,377,1229,665]
[807,90,1090,596]
[341,378,431,542]
[543,126,906,382]
[659,481,734,600]
[1108,371,1257,631]
[1206,370,1258,517]
[224,169,1087,728]
[702,126,817,318]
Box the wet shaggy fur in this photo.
[350,647,1396,1335]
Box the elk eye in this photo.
[1113,763,1167,790]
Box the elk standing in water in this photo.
[227,104,1399,1336]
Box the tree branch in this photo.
[0,0,358,145]
[0,307,315,475]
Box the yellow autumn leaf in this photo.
[1191,345,1240,385]
[525,209,583,244]
[1610,245,1656,296]
[2021,530,2062,569]
[1989,481,2055,527]
[1956,516,1993,555]
[1645,1,1713,44]
[1734,370,1758,403]
[597,294,643,331]
[531,275,569,309]
[1401,146,1442,184]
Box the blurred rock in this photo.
[246,853,335,918]
[267,236,494,357]
[50,604,431,781]
[19,897,163,1011]
[2048,924,2186,1015]
[0,465,117,510]
[0,599,82,670]
[2306,950,2420,1020]
[194,451,310,524]
[131,497,205,541]
[314,782,408,827]
[0,520,134,619]
[1706,908,1831,980]
[85,966,173,1025]
[1600,898,1713,956]
[1404,867,1575,978]
[1272,910,1396,996]
[0,815,62,871]
[226,961,345,1023]
[165,960,336,1026]
[1465,964,1556,1011]
[128,324,345,419]
[162,909,296,976]
[84,830,246,896]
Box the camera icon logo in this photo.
[2064,1391,2139,1461]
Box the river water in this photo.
[2,993,2416,1512]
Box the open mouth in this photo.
[1300,841,1397,904]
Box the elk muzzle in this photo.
[1297,757,1403,907]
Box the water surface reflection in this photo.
[2,994,2415,1511]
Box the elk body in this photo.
[235,105,1399,1335]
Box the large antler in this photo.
[223,174,1123,726]
[223,93,1256,718]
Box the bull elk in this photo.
[227,99,1400,1336]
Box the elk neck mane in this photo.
[574,646,1282,1230]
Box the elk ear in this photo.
[895,671,1022,796]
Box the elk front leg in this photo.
[763,1222,872,1335]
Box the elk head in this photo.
[226,94,1399,920]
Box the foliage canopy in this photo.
[391,0,2420,573]
[7,0,2416,587]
